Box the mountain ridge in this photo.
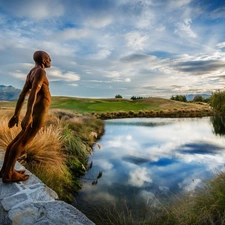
[0,85,21,101]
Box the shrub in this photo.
[210,91,225,113]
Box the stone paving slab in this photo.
[0,149,95,225]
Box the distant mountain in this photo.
[186,94,211,101]
[0,85,21,101]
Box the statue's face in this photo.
[43,54,51,68]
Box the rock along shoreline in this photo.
[0,149,95,225]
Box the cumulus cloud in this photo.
[48,67,80,82]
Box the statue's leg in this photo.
[2,104,49,183]
[0,131,25,178]
[2,124,40,183]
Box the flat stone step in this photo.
[0,149,95,225]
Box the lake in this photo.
[73,117,225,221]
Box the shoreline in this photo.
[93,107,214,120]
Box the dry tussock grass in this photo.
[0,110,64,169]
[0,109,72,198]
[0,110,21,150]
[0,108,104,200]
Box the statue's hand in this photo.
[21,114,33,130]
[8,115,19,128]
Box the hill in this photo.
[0,85,21,101]
[50,96,211,114]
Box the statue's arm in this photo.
[8,77,30,128]
[14,78,30,117]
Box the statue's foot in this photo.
[16,170,26,174]
[0,169,24,178]
[2,172,29,183]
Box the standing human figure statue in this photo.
[0,50,51,183]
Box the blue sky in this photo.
[0,0,225,98]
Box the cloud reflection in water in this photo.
[74,117,225,211]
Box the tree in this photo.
[170,95,187,102]
[193,95,204,102]
[115,94,122,98]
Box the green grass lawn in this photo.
[50,96,209,113]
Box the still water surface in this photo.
[74,117,225,215]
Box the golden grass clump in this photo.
[0,110,21,150]
[0,110,73,200]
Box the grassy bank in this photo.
[0,108,104,201]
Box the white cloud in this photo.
[53,28,90,41]
[175,19,197,38]
[48,67,80,82]
[7,63,33,80]
[125,32,149,51]
[216,42,225,49]
[88,49,111,60]
[63,71,80,82]
[125,78,131,82]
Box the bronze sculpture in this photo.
[0,50,51,183]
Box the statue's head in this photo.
[33,51,51,68]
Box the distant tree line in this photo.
[170,95,187,102]
[130,96,147,100]
[115,93,211,104]
[115,95,149,100]
[170,94,210,103]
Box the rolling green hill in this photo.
[0,96,212,118]
[50,96,210,113]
